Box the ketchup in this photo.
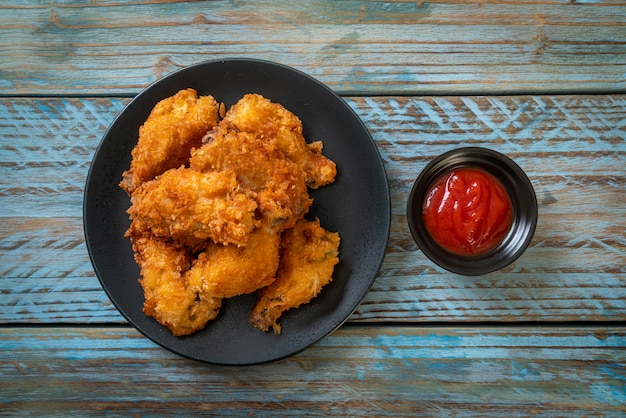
[422,168,513,256]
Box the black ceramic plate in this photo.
[84,58,390,365]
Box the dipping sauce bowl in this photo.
[407,147,538,276]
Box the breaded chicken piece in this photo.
[120,88,219,195]
[220,94,337,189]
[122,90,341,338]
[132,235,222,336]
[186,226,280,299]
[190,129,312,231]
[249,218,340,334]
[127,167,257,248]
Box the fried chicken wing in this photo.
[120,88,219,195]
[132,235,222,336]
[220,94,337,189]
[186,226,280,299]
[249,218,340,334]
[127,167,257,248]
[190,129,312,231]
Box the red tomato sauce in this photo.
[422,168,513,256]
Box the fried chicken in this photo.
[132,235,222,336]
[127,167,257,248]
[249,218,340,334]
[190,129,312,231]
[186,226,280,299]
[120,88,219,195]
[122,90,341,337]
[219,94,337,189]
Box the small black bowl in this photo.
[407,147,537,276]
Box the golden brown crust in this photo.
[186,226,280,299]
[127,167,257,248]
[132,235,222,336]
[122,90,340,337]
[190,129,312,231]
[249,218,340,334]
[120,88,219,195]
[220,94,337,189]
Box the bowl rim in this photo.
[406,146,538,275]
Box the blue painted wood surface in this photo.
[1,96,623,325]
[2,326,625,415]
[0,1,624,95]
[1,0,625,415]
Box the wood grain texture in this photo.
[2,1,624,412]
[1,95,624,324]
[1,326,625,416]
[1,1,625,95]
[0,97,126,217]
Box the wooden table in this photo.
[1,1,625,415]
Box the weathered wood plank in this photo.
[1,325,625,415]
[1,95,624,217]
[0,97,126,217]
[1,95,624,324]
[0,1,624,95]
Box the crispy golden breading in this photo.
[186,226,280,299]
[127,167,257,248]
[120,88,219,195]
[122,90,341,337]
[249,218,340,334]
[190,129,312,231]
[220,94,337,189]
[132,235,222,336]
